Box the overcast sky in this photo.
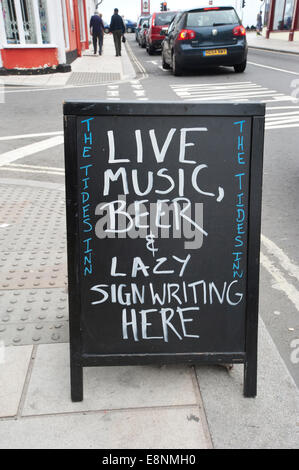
[97,0,264,27]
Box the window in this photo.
[273,0,295,30]
[61,0,69,49]
[69,0,75,31]
[186,8,239,28]
[38,0,49,43]
[1,0,54,46]
[2,0,20,44]
[263,0,271,27]
[283,0,295,29]
[154,12,177,26]
[20,0,37,44]
[78,0,85,41]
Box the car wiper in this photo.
[213,23,228,26]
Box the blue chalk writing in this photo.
[80,121,94,276]
[232,121,247,279]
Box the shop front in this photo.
[0,0,90,73]
[264,0,299,41]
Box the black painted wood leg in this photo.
[71,363,83,402]
[243,359,257,398]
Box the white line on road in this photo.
[265,123,299,129]
[266,106,299,110]
[172,81,253,88]
[266,117,299,126]
[266,111,299,118]
[0,135,64,166]
[262,234,299,283]
[260,252,299,312]
[1,166,64,175]
[248,61,299,76]
[8,162,64,172]
[0,131,63,141]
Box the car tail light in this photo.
[177,29,196,40]
[203,7,220,10]
[233,25,246,36]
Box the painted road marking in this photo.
[261,234,299,284]
[8,163,64,172]
[248,61,299,76]
[171,81,296,104]
[0,131,63,141]
[0,135,63,166]
[0,166,64,175]
[260,252,299,312]
[1,162,64,175]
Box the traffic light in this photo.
[160,2,167,11]
[242,0,246,7]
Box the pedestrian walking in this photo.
[90,11,104,55]
[256,11,263,36]
[109,8,126,57]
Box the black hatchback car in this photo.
[161,6,248,76]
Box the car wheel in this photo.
[234,61,247,73]
[172,53,183,76]
[147,45,155,55]
[162,53,171,70]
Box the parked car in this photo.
[136,15,150,41]
[103,22,110,34]
[125,19,137,33]
[161,6,248,75]
[146,11,178,55]
[138,19,150,48]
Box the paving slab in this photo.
[22,343,198,416]
[247,32,299,54]
[2,35,135,88]
[0,406,209,449]
[0,345,32,417]
[196,319,299,449]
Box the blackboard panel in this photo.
[77,114,250,355]
[64,102,265,400]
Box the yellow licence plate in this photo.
[204,49,227,56]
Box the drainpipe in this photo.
[73,0,82,57]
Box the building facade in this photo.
[0,0,95,73]
[264,0,299,41]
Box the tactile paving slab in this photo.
[0,288,69,345]
[0,182,69,345]
[67,72,121,86]
[0,183,67,290]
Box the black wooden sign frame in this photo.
[64,101,265,402]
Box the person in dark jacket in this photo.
[109,8,125,56]
[90,11,104,55]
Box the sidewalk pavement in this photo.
[1,34,135,88]
[247,31,299,55]
[0,178,298,449]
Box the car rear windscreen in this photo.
[186,8,239,28]
[154,12,177,26]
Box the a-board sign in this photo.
[63,101,265,402]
